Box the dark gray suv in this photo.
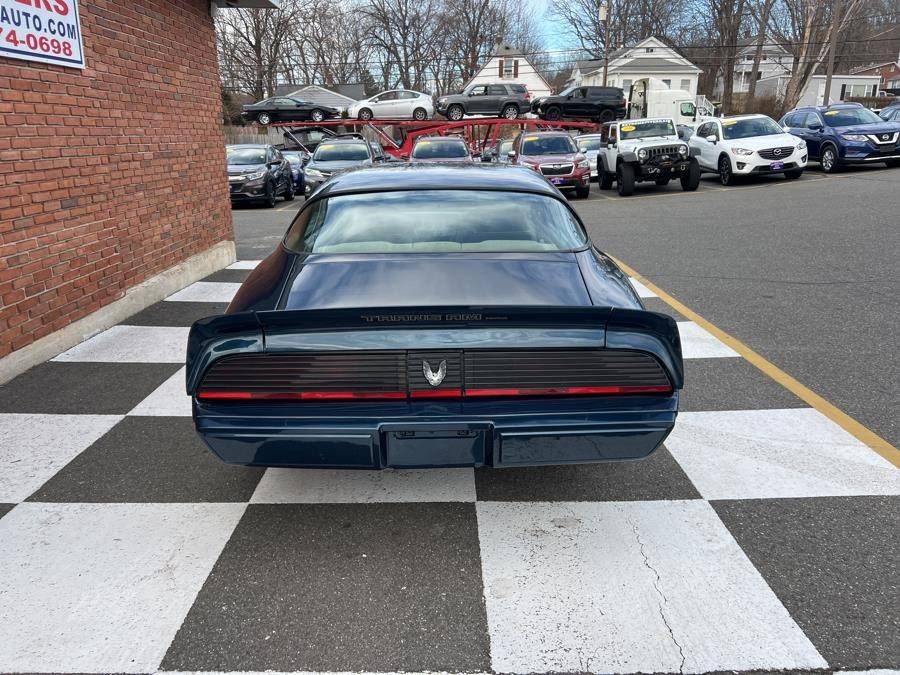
[435,83,531,121]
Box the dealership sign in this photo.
[0,0,84,69]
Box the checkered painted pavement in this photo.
[0,260,898,674]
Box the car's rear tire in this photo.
[357,108,373,121]
[256,112,271,125]
[784,168,803,179]
[575,182,590,198]
[501,104,519,120]
[412,107,428,121]
[263,181,276,208]
[616,162,635,196]
[655,177,670,186]
[598,108,615,123]
[544,106,562,121]
[681,158,701,191]
[447,105,464,121]
[820,145,840,173]
[718,155,736,185]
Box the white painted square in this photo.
[227,259,260,270]
[629,277,657,298]
[52,325,190,363]
[0,413,122,502]
[0,502,245,673]
[677,321,740,359]
[666,408,900,500]
[128,367,191,417]
[251,467,476,503]
[165,281,240,303]
[477,500,826,674]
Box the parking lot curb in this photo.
[0,241,236,386]
[614,257,900,469]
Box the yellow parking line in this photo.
[613,257,900,469]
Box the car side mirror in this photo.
[507,150,517,160]
[579,146,588,153]
[782,125,791,132]
[809,123,823,131]
[705,134,717,143]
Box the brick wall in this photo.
[0,0,234,358]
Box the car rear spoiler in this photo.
[185,306,682,394]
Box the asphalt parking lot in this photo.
[0,165,897,674]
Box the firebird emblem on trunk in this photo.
[423,360,447,386]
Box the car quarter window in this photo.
[398,91,418,99]
[488,85,507,95]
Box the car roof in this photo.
[312,164,562,200]
[227,144,269,149]
[520,130,572,137]
[794,103,864,112]
[317,137,369,145]
[414,135,466,142]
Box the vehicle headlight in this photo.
[842,134,867,142]
[797,140,806,149]
[732,147,754,156]
[577,159,589,169]
[245,168,267,180]
[678,144,688,155]
[305,168,324,179]
[637,148,648,160]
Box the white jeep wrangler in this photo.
[596,118,701,196]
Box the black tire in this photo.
[310,109,325,122]
[357,108,373,121]
[263,181,276,208]
[256,112,271,125]
[598,108,615,123]
[655,177,670,186]
[575,182,590,198]
[718,154,736,186]
[283,179,295,201]
[616,162,635,196]
[501,104,519,120]
[784,168,803,179]
[599,169,614,190]
[885,158,900,168]
[820,145,839,173]
[446,104,464,121]
[412,107,428,121]
[544,106,562,121]
[681,158,701,191]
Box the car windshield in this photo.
[521,135,576,155]
[577,137,604,151]
[822,107,883,126]
[721,116,783,139]
[313,143,370,161]
[281,152,304,165]
[619,120,676,139]
[411,139,469,159]
[226,147,266,164]
[284,190,588,253]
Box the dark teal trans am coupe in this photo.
[186,164,683,469]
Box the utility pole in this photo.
[600,1,612,86]
[822,0,843,104]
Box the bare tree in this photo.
[747,0,777,97]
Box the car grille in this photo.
[645,145,683,158]
[539,163,574,176]
[758,146,794,160]
[197,349,672,399]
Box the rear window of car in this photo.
[284,190,588,254]
[411,139,469,159]
[510,84,527,93]
[821,107,882,126]
[313,143,370,161]
[576,137,604,151]
[226,147,266,164]
[521,135,577,155]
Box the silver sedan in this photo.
[348,89,434,121]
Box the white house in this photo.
[564,58,604,89]
[578,37,702,95]
[463,41,553,98]
[755,73,881,105]
[718,38,792,95]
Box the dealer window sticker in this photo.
[722,120,738,126]
[824,111,840,116]
[621,125,636,132]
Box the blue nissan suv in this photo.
[780,103,900,172]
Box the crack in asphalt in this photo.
[627,513,686,674]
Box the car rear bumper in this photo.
[194,394,678,468]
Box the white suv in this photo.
[689,114,807,185]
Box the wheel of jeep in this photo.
[357,108,373,121]
[718,155,735,186]
[544,106,561,121]
[599,170,614,189]
[256,112,271,125]
[446,105,464,121]
[655,177,670,186]
[598,108,615,123]
[616,163,635,196]
[681,158,701,191]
